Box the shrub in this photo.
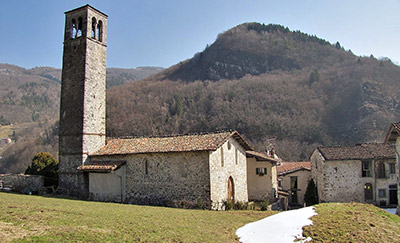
[25,152,58,187]
[260,199,270,211]
[304,179,318,206]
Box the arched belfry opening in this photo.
[91,17,96,38]
[71,19,77,39]
[228,176,235,202]
[97,20,103,42]
[77,17,83,37]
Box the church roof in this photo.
[277,161,311,176]
[246,151,279,163]
[91,131,253,156]
[316,143,395,161]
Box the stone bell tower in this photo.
[59,5,107,197]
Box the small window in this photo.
[235,149,238,165]
[91,17,96,38]
[227,141,231,150]
[389,163,396,174]
[362,160,371,177]
[377,162,385,178]
[256,168,267,176]
[221,147,224,167]
[278,179,282,188]
[290,176,298,189]
[144,159,148,175]
[378,189,386,198]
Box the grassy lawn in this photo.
[0,192,275,242]
[303,202,400,242]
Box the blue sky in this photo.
[1,0,399,69]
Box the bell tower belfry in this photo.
[59,5,107,197]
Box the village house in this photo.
[246,151,279,202]
[384,122,400,214]
[57,5,280,210]
[277,161,311,207]
[310,143,398,206]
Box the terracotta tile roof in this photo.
[385,122,400,143]
[77,161,125,172]
[277,161,311,175]
[246,151,279,163]
[317,143,395,161]
[91,131,253,156]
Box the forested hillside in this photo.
[2,22,400,172]
[107,23,400,160]
[0,64,162,173]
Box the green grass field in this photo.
[0,192,275,242]
[1,192,399,242]
[305,202,400,242]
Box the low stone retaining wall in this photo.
[0,174,45,194]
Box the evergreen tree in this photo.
[25,152,58,186]
[304,178,318,206]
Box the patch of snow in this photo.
[236,206,317,243]
[384,208,397,215]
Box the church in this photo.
[58,5,278,210]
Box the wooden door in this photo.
[389,184,398,205]
[228,177,235,202]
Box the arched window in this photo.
[91,17,96,38]
[77,17,83,37]
[71,19,77,39]
[228,176,235,202]
[97,20,103,42]
[364,183,373,201]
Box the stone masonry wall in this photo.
[209,137,248,210]
[91,151,211,207]
[0,174,44,193]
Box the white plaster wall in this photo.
[209,137,248,209]
[89,165,126,202]
[279,169,311,205]
[247,157,277,201]
[375,159,397,206]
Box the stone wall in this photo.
[247,157,277,201]
[0,174,44,193]
[91,151,211,207]
[279,169,311,205]
[209,137,248,209]
[311,150,398,204]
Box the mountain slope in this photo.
[0,64,163,173]
[107,23,400,160]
